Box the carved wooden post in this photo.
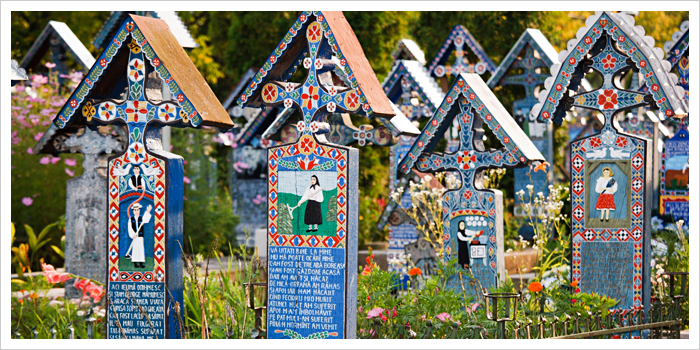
[35,128,124,297]
[237,11,395,339]
[427,25,497,151]
[530,12,688,336]
[487,29,557,237]
[659,20,689,223]
[45,15,233,338]
[377,57,444,281]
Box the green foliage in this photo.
[11,70,83,268]
[180,239,265,339]
[10,277,106,339]
[171,128,239,255]
[10,11,110,71]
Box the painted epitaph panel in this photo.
[531,12,688,318]
[398,74,544,293]
[267,136,357,339]
[237,11,394,338]
[46,15,233,338]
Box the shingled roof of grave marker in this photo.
[487,29,559,89]
[398,73,545,177]
[19,21,95,71]
[382,60,446,118]
[236,11,395,120]
[11,60,28,86]
[427,25,497,79]
[530,11,688,125]
[36,14,233,155]
[392,39,427,65]
[94,11,197,50]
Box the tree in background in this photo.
[11,11,689,253]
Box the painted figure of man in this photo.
[594,166,618,222]
[127,202,152,268]
[291,175,325,232]
[129,165,146,191]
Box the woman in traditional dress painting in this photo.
[594,167,618,222]
[291,175,325,232]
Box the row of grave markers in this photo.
[22,11,689,339]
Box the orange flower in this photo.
[408,268,422,276]
[528,281,543,293]
[17,299,23,304]
[29,292,39,299]
[361,265,372,276]
[570,281,578,288]
[533,161,550,173]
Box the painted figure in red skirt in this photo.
[594,167,618,222]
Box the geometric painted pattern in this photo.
[108,155,166,283]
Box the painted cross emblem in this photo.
[84,35,194,164]
[257,21,363,139]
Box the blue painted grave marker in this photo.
[46,15,234,338]
[487,29,559,235]
[398,73,544,292]
[237,11,395,339]
[531,12,687,321]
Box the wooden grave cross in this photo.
[530,12,687,322]
[48,15,233,339]
[398,73,544,292]
[237,11,396,339]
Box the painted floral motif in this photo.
[457,151,476,170]
[344,90,360,111]
[98,102,116,120]
[306,22,323,43]
[575,95,586,105]
[589,137,602,148]
[262,84,278,103]
[597,89,617,110]
[615,136,628,148]
[158,103,178,122]
[601,130,615,145]
[300,85,319,110]
[128,58,145,83]
[601,54,616,70]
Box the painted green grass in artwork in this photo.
[277,189,338,237]
[118,257,155,272]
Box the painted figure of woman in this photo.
[291,175,325,232]
[594,167,618,222]
[455,220,484,268]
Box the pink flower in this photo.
[466,303,479,315]
[84,283,104,303]
[65,158,77,166]
[45,62,57,69]
[40,157,51,165]
[366,307,384,319]
[73,278,90,294]
[252,194,265,205]
[34,132,44,141]
[183,176,191,184]
[27,147,34,154]
[21,197,33,206]
[233,161,250,173]
[65,168,74,176]
[15,85,25,92]
[436,313,452,322]
[42,263,71,284]
[51,157,60,164]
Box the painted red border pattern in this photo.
[267,137,348,248]
[108,153,166,283]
